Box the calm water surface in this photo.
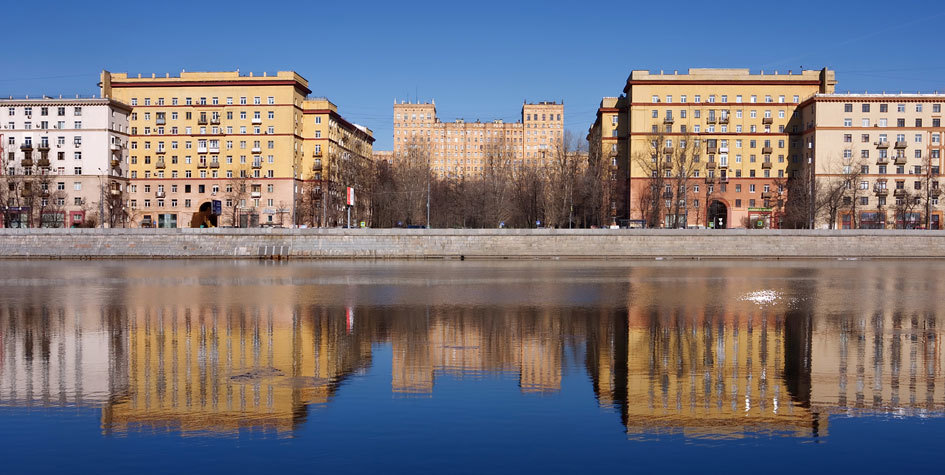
[1,259,943,473]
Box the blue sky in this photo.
[2,0,943,150]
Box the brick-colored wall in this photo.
[0,229,943,259]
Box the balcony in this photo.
[894,156,907,165]
[252,162,262,169]
[110,143,122,152]
[210,117,220,125]
[706,116,717,124]
[762,117,773,125]
[209,146,220,153]
[20,188,32,198]
[875,141,890,148]
[251,147,262,154]
[876,157,889,165]
[156,148,166,154]
[661,161,673,169]
[706,146,718,154]
[250,191,261,198]
[932,188,942,197]
[762,146,773,154]
[705,176,717,184]
[197,161,208,169]
[895,141,907,149]
[197,116,208,125]
[873,185,888,196]
[251,117,262,125]
[210,160,220,168]
[663,146,674,154]
[662,191,673,199]
[761,192,773,199]
[38,158,50,168]
[156,117,166,125]
[155,159,166,169]
[37,144,50,152]
[706,161,717,169]
[894,188,906,197]
[111,158,121,168]
[156,191,166,199]
[22,158,33,168]
[663,116,674,124]
[20,143,33,151]
[719,116,730,124]
[762,160,772,169]
[110,188,121,197]
[313,149,322,157]
[312,161,322,171]
[197,146,208,153]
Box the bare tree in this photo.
[893,187,922,229]
[917,153,941,229]
[224,167,250,227]
[632,132,669,228]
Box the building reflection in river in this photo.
[0,261,942,438]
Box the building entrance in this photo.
[708,200,728,229]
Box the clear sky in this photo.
[2,0,943,150]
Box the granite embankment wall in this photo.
[1,228,944,259]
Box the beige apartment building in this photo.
[99,70,372,228]
[799,94,945,229]
[1,97,131,228]
[592,68,836,228]
[393,100,564,177]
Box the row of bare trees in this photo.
[782,153,941,229]
[361,132,613,228]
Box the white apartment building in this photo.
[1,97,131,227]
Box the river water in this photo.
[0,260,943,473]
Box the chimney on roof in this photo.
[151,73,155,78]
[166,73,169,78]
[250,72,254,77]
[263,72,267,77]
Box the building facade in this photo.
[1,97,131,227]
[799,94,944,229]
[393,100,564,177]
[600,68,836,228]
[587,96,629,224]
[100,70,372,228]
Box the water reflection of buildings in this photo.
[103,306,373,434]
[0,304,129,407]
[586,264,945,438]
[391,309,565,396]
[1,262,944,439]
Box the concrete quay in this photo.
[0,228,943,260]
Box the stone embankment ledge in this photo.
[0,228,944,260]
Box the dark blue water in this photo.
[0,260,943,473]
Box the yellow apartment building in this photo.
[99,70,372,228]
[601,68,836,228]
[799,94,945,229]
[587,96,629,224]
[393,100,564,177]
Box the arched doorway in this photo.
[708,200,727,229]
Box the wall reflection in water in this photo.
[0,262,942,438]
